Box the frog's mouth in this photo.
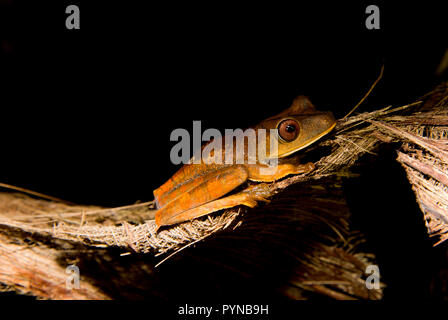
[295,122,335,155]
[277,121,337,159]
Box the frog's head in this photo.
[258,95,336,159]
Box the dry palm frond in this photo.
[0,82,447,299]
[0,85,447,254]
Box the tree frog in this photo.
[153,96,336,229]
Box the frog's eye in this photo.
[277,119,300,142]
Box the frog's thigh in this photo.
[157,191,259,228]
[155,165,249,228]
[247,162,315,182]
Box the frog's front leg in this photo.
[246,161,315,182]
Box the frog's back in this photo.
[154,134,254,209]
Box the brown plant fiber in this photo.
[0,84,447,256]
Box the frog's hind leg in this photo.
[155,165,249,228]
[155,184,270,229]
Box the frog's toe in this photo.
[239,198,258,208]
[299,162,316,173]
[253,195,270,203]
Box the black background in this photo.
[1,0,448,301]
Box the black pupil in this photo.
[285,124,296,133]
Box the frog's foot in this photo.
[294,162,315,174]
[155,187,269,230]
[241,183,271,203]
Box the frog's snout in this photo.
[319,111,337,131]
[317,111,336,132]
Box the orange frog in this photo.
[153,96,336,229]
